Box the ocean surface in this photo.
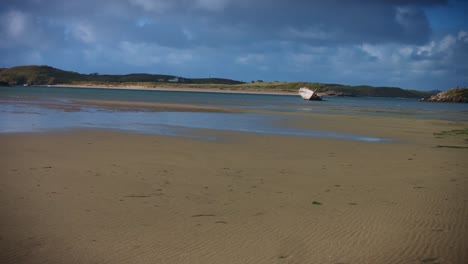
[1,86,467,141]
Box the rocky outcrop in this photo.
[420,88,468,103]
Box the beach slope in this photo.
[0,116,467,263]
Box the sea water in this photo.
[1,86,467,141]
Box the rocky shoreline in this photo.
[419,88,468,103]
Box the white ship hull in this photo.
[298,87,321,100]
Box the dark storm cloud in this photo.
[0,0,448,47]
[0,0,466,90]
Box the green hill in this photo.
[0,65,436,98]
[0,65,243,85]
[0,65,82,85]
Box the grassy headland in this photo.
[422,87,468,103]
[0,65,436,98]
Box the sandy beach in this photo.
[1,110,467,263]
[48,84,297,96]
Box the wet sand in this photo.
[71,99,235,113]
[1,113,467,263]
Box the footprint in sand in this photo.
[421,257,439,263]
[191,214,215,217]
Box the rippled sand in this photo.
[1,113,467,263]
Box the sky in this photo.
[1,0,467,90]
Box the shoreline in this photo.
[46,84,297,96]
[5,93,467,141]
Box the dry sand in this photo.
[1,112,467,263]
[49,84,296,96]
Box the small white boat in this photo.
[299,87,321,100]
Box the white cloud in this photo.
[166,52,193,65]
[69,22,96,43]
[413,32,464,58]
[321,31,468,87]
[118,41,161,66]
[458,30,468,43]
[235,54,265,65]
[283,26,333,40]
[128,0,230,12]
[398,46,413,58]
[395,6,412,27]
[360,44,385,60]
[182,28,194,40]
[194,0,230,11]
[117,41,192,66]
[416,41,437,56]
[359,34,458,68]
[4,10,28,37]
[0,10,52,49]
[439,35,456,52]
[128,0,172,12]
[136,17,154,27]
